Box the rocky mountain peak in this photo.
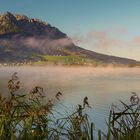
[0,12,20,35]
[15,14,29,21]
[0,12,66,39]
[3,11,15,19]
[0,11,17,22]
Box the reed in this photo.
[0,73,139,140]
[106,93,140,140]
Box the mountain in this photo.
[0,12,139,66]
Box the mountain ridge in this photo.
[0,12,139,66]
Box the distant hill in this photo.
[0,12,139,66]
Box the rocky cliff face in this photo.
[0,12,139,65]
[0,12,67,39]
[0,12,20,35]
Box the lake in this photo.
[0,66,140,132]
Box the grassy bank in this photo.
[0,73,139,140]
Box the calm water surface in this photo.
[0,66,140,131]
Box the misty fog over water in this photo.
[0,66,140,130]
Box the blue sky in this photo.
[1,0,140,60]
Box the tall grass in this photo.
[0,73,139,140]
[106,93,140,140]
